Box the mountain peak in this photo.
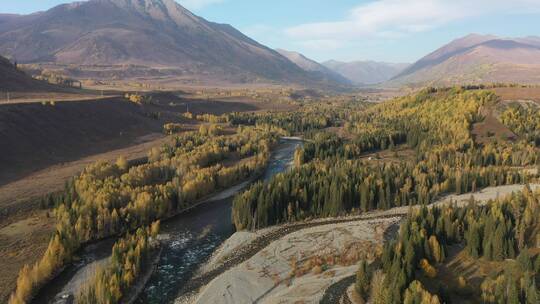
[100,0,190,16]
[275,48,351,86]
[0,0,322,86]
[390,34,540,85]
[98,0,175,7]
[449,33,498,47]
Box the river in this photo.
[36,138,301,304]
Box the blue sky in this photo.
[3,0,540,63]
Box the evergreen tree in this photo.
[355,260,371,300]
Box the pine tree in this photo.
[492,225,505,261]
[355,260,371,300]
[466,223,481,258]
[428,235,444,263]
[507,278,520,304]
[517,249,532,272]
[526,280,538,304]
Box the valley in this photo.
[0,85,309,303]
[4,84,538,304]
[1,1,540,304]
[192,184,540,304]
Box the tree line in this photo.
[500,104,540,146]
[77,222,160,304]
[232,155,530,230]
[9,126,280,304]
[233,88,539,230]
[356,186,540,303]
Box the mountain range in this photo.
[275,49,409,86]
[322,60,409,85]
[275,49,352,86]
[0,0,335,86]
[0,1,539,88]
[390,34,540,86]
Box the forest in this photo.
[500,103,540,146]
[9,126,281,304]
[232,87,540,230]
[8,86,540,304]
[77,222,160,304]
[356,186,540,303]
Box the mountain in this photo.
[391,34,540,86]
[322,60,408,85]
[0,0,324,86]
[0,55,55,91]
[276,49,351,86]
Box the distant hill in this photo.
[390,34,540,86]
[0,55,54,91]
[323,60,409,85]
[0,0,328,86]
[276,49,351,86]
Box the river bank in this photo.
[136,138,302,303]
[30,138,301,304]
[185,183,539,304]
[121,246,164,304]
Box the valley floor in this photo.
[0,133,169,303]
[183,183,540,304]
[0,210,55,303]
[0,133,168,216]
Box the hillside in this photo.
[390,34,540,86]
[0,0,322,86]
[323,60,408,85]
[276,49,351,86]
[0,55,55,91]
[0,98,165,186]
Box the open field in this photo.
[471,105,516,144]
[0,91,283,187]
[0,210,55,303]
[0,92,118,105]
[419,244,492,304]
[419,243,538,304]
[471,87,540,144]
[492,87,540,102]
[359,145,417,164]
[0,97,165,185]
[0,133,170,217]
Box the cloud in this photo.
[285,0,540,41]
[176,0,224,10]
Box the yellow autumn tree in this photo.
[428,235,444,263]
[403,280,441,304]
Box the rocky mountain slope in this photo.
[276,49,351,85]
[0,0,325,86]
[390,34,540,86]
